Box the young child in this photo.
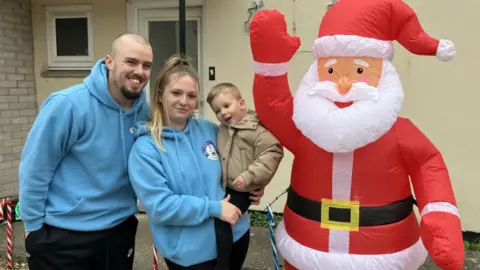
[207,82,284,269]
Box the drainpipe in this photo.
[179,0,186,56]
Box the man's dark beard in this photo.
[121,86,142,100]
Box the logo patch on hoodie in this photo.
[202,141,219,160]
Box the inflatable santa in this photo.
[249,0,464,269]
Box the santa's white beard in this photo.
[292,59,404,153]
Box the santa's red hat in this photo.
[313,0,455,61]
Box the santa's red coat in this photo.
[252,72,465,270]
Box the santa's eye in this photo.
[328,68,334,74]
[357,68,364,74]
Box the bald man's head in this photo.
[105,32,153,102]
[110,33,151,58]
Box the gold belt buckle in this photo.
[320,198,360,231]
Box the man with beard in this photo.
[19,32,152,270]
[249,0,464,269]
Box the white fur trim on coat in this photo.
[253,61,289,76]
[313,35,395,60]
[275,221,428,270]
[436,39,456,62]
[421,202,459,217]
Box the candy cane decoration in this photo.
[0,198,13,269]
[153,245,158,270]
[0,199,4,222]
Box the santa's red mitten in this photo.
[249,10,300,64]
[420,212,464,270]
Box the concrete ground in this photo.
[0,214,479,269]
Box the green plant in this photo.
[326,0,339,10]
[249,210,283,228]
[464,240,480,251]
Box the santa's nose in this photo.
[337,76,352,95]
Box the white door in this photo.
[138,7,204,115]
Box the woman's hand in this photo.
[220,194,242,225]
[249,186,266,205]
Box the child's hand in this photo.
[232,176,247,190]
[249,187,265,205]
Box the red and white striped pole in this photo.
[153,245,158,270]
[0,198,13,269]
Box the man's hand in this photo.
[220,194,242,225]
[232,176,247,190]
[24,232,29,238]
[250,9,301,64]
[249,186,265,205]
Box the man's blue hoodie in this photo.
[19,59,149,232]
[128,118,250,267]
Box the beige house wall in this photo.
[396,0,479,232]
[0,0,37,199]
[30,0,480,232]
[31,0,127,103]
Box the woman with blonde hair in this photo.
[128,55,263,269]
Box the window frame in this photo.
[45,5,94,70]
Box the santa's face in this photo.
[292,57,404,153]
[316,57,383,105]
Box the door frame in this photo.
[126,0,207,116]
[137,10,202,101]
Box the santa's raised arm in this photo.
[250,11,301,154]
[249,0,464,269]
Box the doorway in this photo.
[129,2,205,116]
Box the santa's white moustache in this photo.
[309,81,380,103]
[292,59,404,153]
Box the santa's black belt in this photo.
[286,187,415,229]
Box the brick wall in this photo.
[0,0,37,198]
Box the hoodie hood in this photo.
[84,59,148,171]
[134,121,151,139]
[134,117,199,139]
[134,117,198,183]
[84,59,147,111]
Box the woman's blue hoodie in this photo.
[128,118,250,267]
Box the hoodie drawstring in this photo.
[184,121,210,195]
[171,120,200,184]
[173,131,186,182]
[120,112,127,172]
[120,109,138,173]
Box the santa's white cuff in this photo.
[254,61,289,76]
[420,202,459,217]
[436,39,456,62]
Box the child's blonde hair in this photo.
[149,54,199,150]
[206,82,243,105]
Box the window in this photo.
[45,5,94,70]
